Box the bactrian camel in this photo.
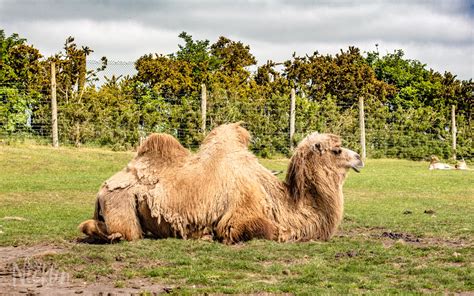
[79,123,364,243]
[429,155,453,170]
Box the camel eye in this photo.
[332,148,342,155]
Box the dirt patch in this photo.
[0,245,65,267]
[381,231,420,243]
[335,250,360,259]
[0,244,171,295]
[337,227,472,248]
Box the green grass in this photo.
[0,144,473,294]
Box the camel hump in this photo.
[138,133,190,161]
[202,122,251,148]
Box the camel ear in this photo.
[313,142,325,155]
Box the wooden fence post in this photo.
[289,88,296,150]
[359,97,366,160]
[201,83,207,133]
[51,62,59,148]
[452,105,457,160]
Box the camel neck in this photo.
[277,171,344,241]
[308,173,344,240]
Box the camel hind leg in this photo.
[216,190,276,244]
[217,214,275,244]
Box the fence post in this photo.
[359,97,366,160]
[452,105,457,160]
[289,88,296,150]
[51,62,59,148]
[201,83,207,133]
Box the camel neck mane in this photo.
[275,154,345,241]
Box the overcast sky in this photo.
[1,0,473,79]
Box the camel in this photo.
[455,159,469,170]
[79,123,364,244]
[429,155,453,170]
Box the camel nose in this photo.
[354,153,364,167]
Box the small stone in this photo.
[163,287,173,293]
[74,291,83,294]
[395,239,406,245]
[347,250,358,257]
[453,252,461,258]
[36,284,43,288]
[115,255,124,261]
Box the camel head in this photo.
[430,155,440,164]
[286,132,364,200]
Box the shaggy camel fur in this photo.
[79,123,364,243]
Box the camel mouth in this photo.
[351,162,364,173]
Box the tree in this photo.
[366,49,473,159]
[210,36,256,83]
[0,30,44,135]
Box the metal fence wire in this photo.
[0,60,472,161]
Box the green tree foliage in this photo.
[282,48,395,155]
[367,49,473,159]
[26,36,108,145]
[62,77,139,149]
[0,30,44,135]
[0,88,30,133]
[1,29,472,159]
[0,30,43,88]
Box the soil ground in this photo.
[0,244,167,295]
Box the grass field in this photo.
[0,144,473,294]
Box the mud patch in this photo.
[337,227,472,248]
[335,250,360,259]
[0,245,65,266]
[381,231,420,243]
[0,244,170,295]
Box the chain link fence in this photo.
[1,60,472,161]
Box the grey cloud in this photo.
[0,0,472,79]
[1,1,471,44]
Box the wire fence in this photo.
[88,60,137,86]
[1,60,472,161]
